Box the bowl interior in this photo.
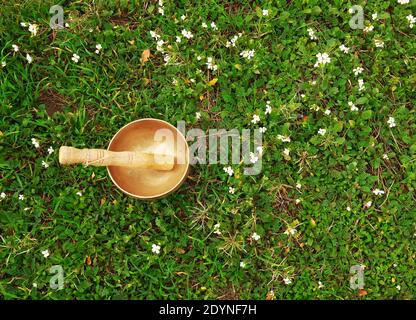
[107,119,189,199]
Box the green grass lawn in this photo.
[1,0,415,299]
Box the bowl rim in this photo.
[106,118,189,200]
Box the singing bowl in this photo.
[106,119,189,199]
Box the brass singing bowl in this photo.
[107,119,189,199]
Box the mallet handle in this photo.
[59,146,174,170]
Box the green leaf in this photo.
[333,121,343,133]
[361,110,373,120]
[356,97,368,105]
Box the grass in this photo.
[1,0,415,299]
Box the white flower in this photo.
[251,232,260,241]
[180,15,186,21]
[65,23,70,28]
[156,39,164,52]
[32,283,38,288]
[151,244,161,254]
[251,114,260,124]
[257,146,263,155]
[206,57,218,71]
[158,7,164,15]
[18,194,25,201]
[283,277,292,285]
[26,53,33,64]
[71,53,80,63]
[262,9,269,16]
[181,29,193,39]
[284,226,297,236]
[397,0,409,4]
[1,192,6,199]
[150,31,161,40]
[372,13,378,20]
[372,188,385,196]
[1,61,6,68]
[163,54,171,63]
[31,138,40,148]
[353,66,364,76]
[28,23,38,36]
[324,109,331,115]
[277,135,291,143]
[95,43,102,54]
[229,187,235,194]
[249,152,259,164]
[41,161,49,168]
[213,223,221,235]
[202,22,208,28]
[363,25,374,33]
[383,154,389,160]
[76,191,82,197]
[20,22,27,27]
[195,112,201,120]
[283,148,290,156]
[348,101,359,111]
[314,53,331,68]
[12,44,19,52]
[387,116,396,128]
[307,28,317,40]
[41,249,49,258]
[296,183,302,189]
[223,166,234,176]
[240,261,246,268]
[265,104,272,115]
[175,36,182,43]
[197,56,202,61]
[318,128,326,136]
[358,79,365,91]
[240,49,255,60]
[364,200,372,209]
[318,281,324,289]
[374,39,385,48]
[259,127,267,133]
[339,44,349,53]
[226,34,240,47]
[406,14,416,28]
[47,146,54,154]
[347,206,351,212]
[210,22,218,30]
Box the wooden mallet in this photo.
[59,146,175,171]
